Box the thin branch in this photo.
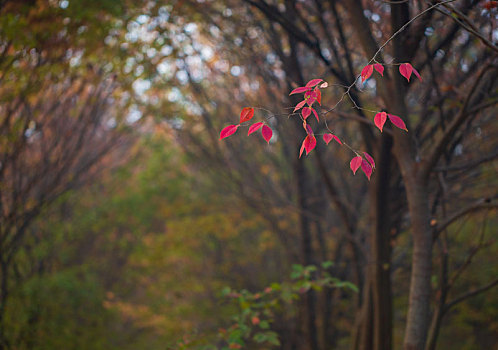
[244,0,345,80]
[466,97,498,115]
[421,63,495,181]
[446,217,489,289]
[434,150,498,172]
[437,3,498,53]
[444,278,498,313]
[370,0,457,63]
[323,109,394,135]
[433,198,497,240]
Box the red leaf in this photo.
[412,67,422,81]
[306,97,316,106]
[304,134,316,155]
[350,156,362,174]
[374,63,384,76]
[261,125,273,143]
[304,123,313,135]
[361,64,373,82]
[314,87,321,105]
[332,135,342,145]
[399,63,413,82]
[311,108,320,122]
[239,107,254,123]
[305,78,323,88]
[388,114,408,131]
[304,90,312,99]
[363,152,375,169]
[302,107,311,120]
[361,159,373,180]
[299,140,306,158]
[220,124,239,140]
[323,133,333,145]
[289,86,309,95]
[247,122,263,135]
[319,82,328,88]
[293,100,306,112]
[374,112,387,132]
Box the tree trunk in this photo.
[295,155,320,350]
[370,134,394,350]
[386,57,433,350]
[401,177,432,350]
[355,281,373,350]
[386,1,434,342]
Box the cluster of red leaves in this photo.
[289,79,340,158]
[361,62,421,83]
[290,78,324,121]
[220,107,273,143]
[361,62,419,134]
[374,112,407,132]
[361,63,384,81]
[350,152,376,180]
[289,78,376,179]
[220,62,422,181]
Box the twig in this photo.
[437,2,498,53]
[433,198,497,239]
[444,278,498,312]
[421,63,494,180]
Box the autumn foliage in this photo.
[220,63,418,180]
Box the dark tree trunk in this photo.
[370,133,394,350]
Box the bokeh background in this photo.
[0,1,496,349]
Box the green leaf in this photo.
[290,264,304,279]
[259,320,270,329]
[253,332,268,343]
[321,261,334,269]
[270,283,281,291]
[265,331,281,346]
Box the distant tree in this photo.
[0,1,141,346]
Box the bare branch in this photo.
[444,278,498,313]
[421,63,497,181]
[433,198,497,240]
[434,150,498,172]
[437,3,498,53]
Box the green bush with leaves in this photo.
[176,263,357,350]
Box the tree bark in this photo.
[355,281,373,350]
[295,157,319,350]
[370,134,394,350]
[388,2,434,348]
[401,176,432,350]
[388,61,433,350]
[286,30,320,350]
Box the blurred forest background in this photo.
[0,0,497,349]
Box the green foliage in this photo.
[176,263,357,349]
[6,268,120,349]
